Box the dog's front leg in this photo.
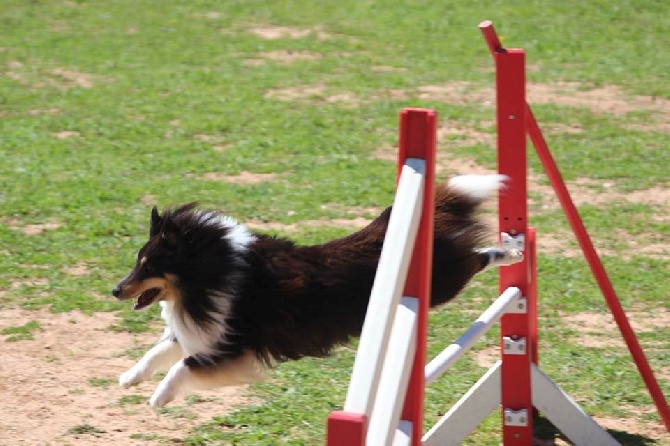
[149,350,266,408]
[119,329,183,388]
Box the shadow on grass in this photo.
[608,430,658,446]
[533,415,658,445]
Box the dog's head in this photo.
[111,203,196,310]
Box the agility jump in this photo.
[326,20,669,446]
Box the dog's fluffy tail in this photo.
[447,174,507,203]
[433,174,506,218]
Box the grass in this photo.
[67,424,106,436]
[88,378,114,388]
[1,320,41,341]
[1,0,668,445]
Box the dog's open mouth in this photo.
[134,288,161,310]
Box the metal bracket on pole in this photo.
[504,408,529,427]
[502,336,527,355]
[501,232,526,251]
[506,297,528,314]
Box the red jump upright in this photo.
[480,19,670,433]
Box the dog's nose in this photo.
[112,286,121,298]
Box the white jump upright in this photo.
[327,108,437,446]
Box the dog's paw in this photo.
[119,368,145,388]
[149,380,176,409]
[477,247,524,271]
[499,249,523,266]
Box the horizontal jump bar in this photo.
[425,287,522,386]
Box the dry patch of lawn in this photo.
[0,308,255,445]
[199,171,286,185]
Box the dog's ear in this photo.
[160,217,180,249]
[150,206,162,237]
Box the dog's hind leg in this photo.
[475,247,523,272]
[149,350,266,408]
[119,328,183,388]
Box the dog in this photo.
[112,174,521,408]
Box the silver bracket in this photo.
[501,232,525,251]
[504,408,529,427]
[502,336,527,355]
[506,297,528,314]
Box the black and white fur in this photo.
[111,174,521,408]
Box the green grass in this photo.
[1,320,41,341]
[67,424,106,436]
[1,0,668,445]
[88,378,115,388]
[118,394,146,406]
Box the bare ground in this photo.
[0,309,254,445]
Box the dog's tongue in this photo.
[134,288,160,310]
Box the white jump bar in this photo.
[425,287,522,386]
[344,158,426,416]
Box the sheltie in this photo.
[112,174,521,407]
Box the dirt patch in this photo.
[541,179,670,208]
[473,345,499,368]
[193,11,224,20]
[28,108,60,116]
[194,134,225,144]
[62,262,89,277]
[51,68,94,89]
[19,264,50,270]
[265,84,326,101]
[265,80,670,131]
[4,63,100,91]
[541,123,585,135]
[527,82,670,116]
[593,415,669,442]
[371,65,407,73]
[140,194,157,205]
[251,50,322,64]
[200,171,285,185]
[211,144,232,152]
[372,137,498,177]
[246,217,372,233]
[562,308,670,333]
[624,122,670,132]
[437,120,495,149]
[248,25,330,41]
[11,278,50,289]
[412,81,670,118]
[562,309,670,348]
[417,82,493,106]
[53,130,81,139]
[0,308,254,445]
[534,231,583,259]
[3,219,62,236]
[265,83,360,106]
[320,203,383,219]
